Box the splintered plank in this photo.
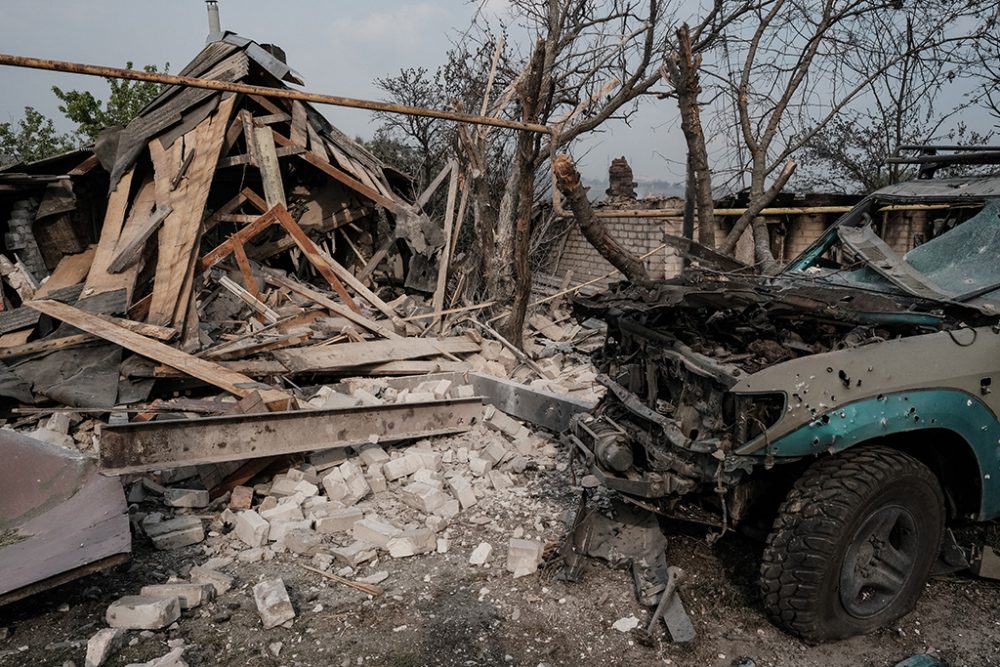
[252,125,286,208]
[147,95,235,327]
[290,101,308,147]
[273,336,479,372]
[37,247,96,298]
[265,273,400,340]
[84,166,135,297]
[271,130,403,214]
[106,205,172,274]
[26,299,292,411]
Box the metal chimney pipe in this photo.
[206,1,221,34]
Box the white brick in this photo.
[338,461,371,505]
[506,538,545,577]
[330,541,377,567]
[387,528,436,558]
[139,583,215,610]
[357,445,390,467]
[253,579,295,629]
[469,542,492,566]
[469,457,492,477]
[260,502,304,524]
[189,566,234,595]
[106,595,180,630]
[352,517,401,548]
[268,519,312,543]
[162,488,210,508]
[382,454,424,481]
[144,516,204,550]
[85,628,125,667]
[235,510,269,547]
[398,482,450,514]
[315,507,363,534]
[447,475,477,510]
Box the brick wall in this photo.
[553,199,686,286]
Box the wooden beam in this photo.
[26,299,291,410]
[0,333,95,359]
[432,165,459,327]
[239,109,259,166]
[106,205,172,274]
[320,251,397,321]
[242,187,268,212]
[83,166,136,297]
[200,207,280,270]
[290,101,308,147]
[217,275,278,323]
[416,160,454,209]
[273,335,479,372]
[265,273,401,340]
[355,238,394,283]
[253,125,286,208]
[255,112,291,125]
[272,206,360,314]
[272,129,403,214]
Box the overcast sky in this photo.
[0,0,686,184]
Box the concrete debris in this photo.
[124,647,188,667]
[162,488,210,509]
[469,542,493,566]
[387,528,436,558]
[85,628,126,667]
[612,616,641,632]
[106,595,181,630]
[253,579,296,629]
[189,567,234,595]
[234,510,270,548]
[330,541,377,567]
[315,507,364,534]
[143,515,205,550]
[972,545,1000,580]
[284,528,324,555]
[353,517,402,548]
[507,538,545,578]
[138,583,215,610]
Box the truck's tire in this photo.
[759,445,944,641]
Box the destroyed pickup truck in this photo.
[570,170,1000,641]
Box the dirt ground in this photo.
[2,440,999,667]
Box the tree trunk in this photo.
[664,24,716,247]
[506,39,546,348]
[717,159,797,257]
[553,154,649,283]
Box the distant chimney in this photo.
[206,1,221,34]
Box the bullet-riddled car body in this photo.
[571,176,1000,641]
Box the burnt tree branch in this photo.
[552,153,649,282]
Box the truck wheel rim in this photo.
[838,504,918,619]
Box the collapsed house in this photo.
[0,33,605,609]
[0,32,457,411]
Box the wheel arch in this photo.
[847,429,983,522]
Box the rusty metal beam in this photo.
[99,398,484,474]
[0,53,552,135]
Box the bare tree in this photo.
[445,0,675,341]
[668,0,1000,270]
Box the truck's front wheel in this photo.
[759,446,944,641]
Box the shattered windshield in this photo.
[904,200,1000,294]
[787,198,1000,306]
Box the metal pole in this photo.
[0,53,553,135]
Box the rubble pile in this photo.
[76,382,564,667]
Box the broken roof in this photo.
[100,32,410,198]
